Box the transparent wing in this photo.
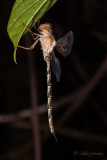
[55,31,74,57]
[51,53,61,82]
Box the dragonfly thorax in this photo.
[40,34,56,60]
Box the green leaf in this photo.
[7,0,58,63]
[47,0,58,10]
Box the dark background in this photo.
[0,0,107,160]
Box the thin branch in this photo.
[11,121,107,144]
[25,33,41,160]
[56,127,107,144]
[56,56,107,126]
[92,30,107,42]
[71,52,90,81]
[0,92,78,123]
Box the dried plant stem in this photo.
[26,34,41,160]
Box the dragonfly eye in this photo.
[39,23,51,31]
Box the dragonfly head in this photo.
[39,23,52,35]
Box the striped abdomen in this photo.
[47,61,57,141]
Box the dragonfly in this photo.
[17,23,74,141]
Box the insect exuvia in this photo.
[17,23,74,141]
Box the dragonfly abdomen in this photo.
[47,61,57,141]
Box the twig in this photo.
[56,127,107,144]
[0,92,79,123]
[56,56,107,126]
[71,52,90,81]
[9,121,107,145]
[92,30,107,42]
[25,33,41,160]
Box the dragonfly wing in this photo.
[51,53,61,82]
[55,31,74,57]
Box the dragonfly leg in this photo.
[16,38,39,50]
[34,19,40,33]
[22,23,40,40]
